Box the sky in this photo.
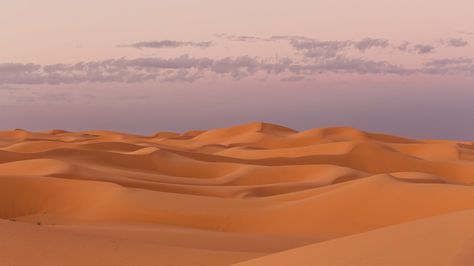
[1,0,473,140]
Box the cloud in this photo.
[0,63,41,72]
[413,44,435,54]
[423,57,474,75]
[395,42,436,54]
[425,57,473,67]
[443,38,468,47]
[289,56,415,75]
[214,34,261,42]
[353,38,389,52]
[287,37,393,59]
[122,40,213,49]
[289,39,351,59]
[395,42,411,52]
[267,35,315,43]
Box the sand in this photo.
[0,122,473,265]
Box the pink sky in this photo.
[0,0,473,139]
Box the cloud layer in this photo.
[1,56,473,85]
[0,35,472,85]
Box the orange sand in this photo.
[0,122,473,265]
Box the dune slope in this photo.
[232,209,474,266]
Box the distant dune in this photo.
[1,122,473,265]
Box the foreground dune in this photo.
[0,122,473,265]
[233,209,474,266]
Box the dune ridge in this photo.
[0,122,473,265]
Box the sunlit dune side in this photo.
[232,209,474,266]
[0,122,473,266]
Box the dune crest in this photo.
[0,122,473,265]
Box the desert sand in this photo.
[0,122,473,265]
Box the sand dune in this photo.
[0,122,473,265]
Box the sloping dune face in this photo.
[0,123,473,266]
